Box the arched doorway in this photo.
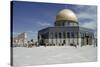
[85,36,89,45]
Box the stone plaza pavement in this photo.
[13,46,97,66]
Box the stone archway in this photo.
[63,40,66,45]
[85,36,92,45]
[85,36,89,45]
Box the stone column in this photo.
[57,32,59,46]
[84,34,86,46]
[53,32,56,46]
[78,32,81,47]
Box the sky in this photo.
[12,1,97,41]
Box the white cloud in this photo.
[27,31,37,34]
[76,6,97,30]
[78,13,92,20]
[80,21,97,30]
[75,5,97,20]
[37,21,52,26]
[13,32,20,37]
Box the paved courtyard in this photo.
[13,46,97,66]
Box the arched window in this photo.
[59,32,62,38]
[55,32,57,39]
[71,32,74,38]
[50,32,53,39]
[67,32,70,38]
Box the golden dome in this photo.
[56,9,78,22]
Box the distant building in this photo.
[38,9,95,46]
[12,32,28,47]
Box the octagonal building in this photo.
[38,9,95,46]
